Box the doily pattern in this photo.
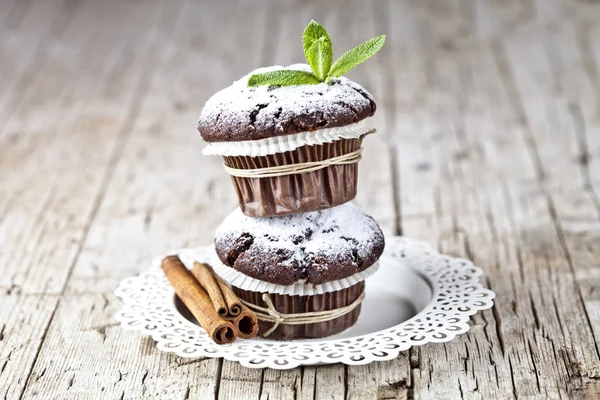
[115,236,495,369]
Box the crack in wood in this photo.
[66,374,74,390]
[490,290,506,356]
[101,293,110,311]
[176,358,208,367]
[4,284,21,296]
[527,340,542,393]
[86,322,119,344]
[407,348,419,399]
[489,351,500,388]
[143,208,153,232]
[463,342,470,375]
[389,145,402,236]
[257,369,265,400]
[140,370,148,386]
[529,293,540,330]
[569,54,600,218]
[550,296,566,339]
[0,360,8,376]
[377,378,409,400]
[312,369,317,400]
[213,359,223,400]
[508,357,518,399]
[292,373,298,400]
[34,368,46,383]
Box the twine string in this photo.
[223,148,362,179]
[223,131,376,179]
[240,290,366,337]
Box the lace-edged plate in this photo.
[115,236,495,369]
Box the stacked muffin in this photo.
[197,23,385,340]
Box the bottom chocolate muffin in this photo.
[233,281,365,340]
[215,202,385,286]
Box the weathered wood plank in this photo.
[18,0,269,399]
[500,17,600,397]
[258,368,301,400]
[391,1,600,398]
[0,0,20,16]
[0,0,175,398]
[385,0,600,399]
[0,0,82,133]
[385,1,512,398]
[0,294,59,399]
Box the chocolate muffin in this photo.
[213,202,384,340]
[214,202,384,286]
[199,64,377,217]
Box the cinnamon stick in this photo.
[191,262,228,317]
[190,262,257,339]
[161,256,237,344]
[193,262,242,317]
[228,304,259,339]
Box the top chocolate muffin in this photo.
[198,64,376,143]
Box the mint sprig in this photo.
[248,70,320,86]
[248,20,385,87]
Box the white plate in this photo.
[115,236,495,369]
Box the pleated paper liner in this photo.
[223,138,360,217]
[202,117,374,157]
[233,281,365,340]
[207,258,380,296]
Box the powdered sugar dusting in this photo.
[198,64,376,143]
[214,202,385,285]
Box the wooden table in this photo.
[1,0,599,398]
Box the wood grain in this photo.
[1,0,599,399]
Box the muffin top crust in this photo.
[198,64,376,143]
[214,202,385,285]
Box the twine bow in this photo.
[240,290,366,337]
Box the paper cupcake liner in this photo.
[233,281,364,340]
[176,245,380,296]
[224,138,360,217]
[211,259,379,296]
[202,117,374,157]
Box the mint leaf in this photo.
[303,20,331,62]
[327,35,385,80]
[307,37,333,81]
[248,70,321,87]
[303,20,332,80]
